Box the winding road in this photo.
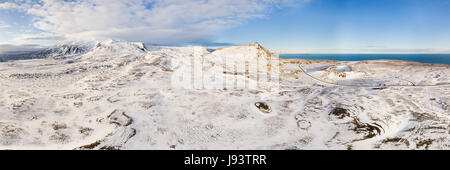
[297,63,450,88]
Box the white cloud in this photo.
[0,23,11,29]
[0,0,306,45]
[0,43,48,54]
[0,19,12,29]
[14,32,65,41]
[0,2,21,9]
[0,0,33,10]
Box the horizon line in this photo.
[276,52,450,55]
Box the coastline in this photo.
[279,57,450,67]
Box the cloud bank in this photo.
[1,0,304,45]
[0,44,48,54]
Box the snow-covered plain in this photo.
[0,40,449,150]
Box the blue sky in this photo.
[1,0,450,54]
[218,0,450,53]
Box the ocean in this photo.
[279,54,450,65]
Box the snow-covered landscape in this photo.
[0,40,448,150]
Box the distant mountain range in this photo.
[0,44,89,62]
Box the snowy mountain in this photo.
[0,40,448,150]
[0,44,86,62]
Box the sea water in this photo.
[279,54,450,65]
